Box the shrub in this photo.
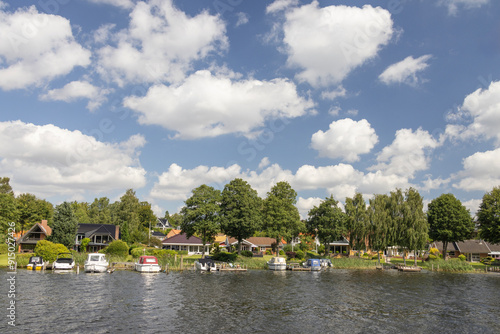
[241,250,253,257]
[429,247,440,255]
[480,256,494,265]
[212,252,237,263]
[178,250,188,256]
[34,240,70,263]
[265,249,273,255]
[104,240,129,257]
[286,251,296,259]
[279,250,285,256]
[458,254,466,261]
[131,247,146,258]
[0,243,8,254]
[295,250,304,259]
[427,254,437,261]
[80,238,90,252]
[283,244,293,252]
[318,245,325,254]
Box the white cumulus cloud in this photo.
[311,119,378,162]
[39,81,112,111]
[438,0,490,15]
[453,148,500,191]
[96,0,227,86]
[124,70,315,139]
[0,120,146,198]
[278,2,394,87]
[379,55,432,86]
[0,5,91,90]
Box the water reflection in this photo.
[1,269,499,333]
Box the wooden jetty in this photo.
[111,262,135,269]
[286,263,311,271]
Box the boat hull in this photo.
[268,263,287,271]
[84,263,109,273]
[135,264,161,273]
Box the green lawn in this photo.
[0,253,7,267]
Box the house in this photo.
[162,233,210,255]
[155,218,172,230]
[432,240,494,262]
[165,229,181,239]
[151,231,166,240]
[74,223,120,252]
[488,243,500,260]
[16,220,52,253]
[327,237,350,255]
[227,236,284,254]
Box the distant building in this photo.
[16,220,52,253]
[74,223,120,252]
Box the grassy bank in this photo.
[389,257,487,273]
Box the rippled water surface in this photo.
[1,268,499,333]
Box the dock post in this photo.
[76,266,79,274]
[180,255,184,271]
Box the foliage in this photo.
[331,257,377,269]
[427,254,438,261]
[399,188,428,266]
[104,240,129,257]
[307,195,346,255]
[88,197,112,225]
[429,247,440,255]
[431,258,474,272]
[34,240,70,263]
[212,251,238,263]
[0,193,18,234]
[265,249,273,255]
[240,250,253,257]
[80,238,91,252]
[0,177,14,195]
[48,202,79,249]
[428,193,474,260]
[458,254,466,261]
[15,253,33,267]
[115,189,142,244]
[263,181,303,252]
[477,186,500,244]
[181,184,221,256]
[70,201,90,225]
[131,247,147,258]
[221,178,262,254]
[286,251,296,259]
[295,250,304,259]
[0,243,8,254]
[17,193,53,232]
[480,256,495,265]
[345,193,368,252]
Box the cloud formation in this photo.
[311,119,378,162]
[39,81,112,111]
[278,2,394,87]
[0,5,91,90]
[379,55,432,86]
[124,70,315,139]
[0,120,146,198]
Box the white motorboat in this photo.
[267,256,287,271]
[52,253,75,270]
[135,255,161,273]
[27,256,45,271]
[194,258,218,271]
[84,253,109,273]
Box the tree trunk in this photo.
[414,250,417,267]
[202,241,206,258]
[403,250,407,266]
[442,241,448,261]
[237,240,242,255]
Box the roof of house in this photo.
[77,223,117,238]
[17,220,52,244]
[166,229,181,238]
[214,234,226,244]
[455,240,491,254]
[227,236,281,247]
[162,233,204,245]
[433,241,459,252]
[152,231,166,238]
[156,218,171,228]
[487,242,500,252]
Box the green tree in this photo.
[428,193,474,260]
[368,194,391,264]
[307,195,346,256]
[478,186,500,244]
[70,201,90,224]
[80,237,91,252]
[0,193,19,234]
[16,193,53,233]
[138,201,157,229]
[180,185,221,257]
[263,181,302,255]
[115,189,143,243]
[104,240,129,257]
[220,178,262,254]
[0,177,14,195]
[345,193,368,255]
[400,188,428,266]
[48,201,79,250]
[88,197,112,225]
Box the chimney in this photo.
[115,225,120,240]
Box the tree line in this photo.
[1,176,499,259]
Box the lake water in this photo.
[1,268,499,333]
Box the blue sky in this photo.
[1,0,499,218]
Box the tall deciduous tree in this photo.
[116,189,143,244]
[70,201,90,225]
[428,193,473,260]
[307,195,346,256]
[478,186,500,244]
[400,188,428,266]
[48,201,79,250]
[16,193,53,233]
[220,178,262,254]
[345,193,368,255]
[0,177,14,196]
[263,181,302,255]
[181,185,221,257]
[88,197,112,225]
[0,193,19,234]
[368,194,391,264]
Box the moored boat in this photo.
[84,253,109,273]
[267,256,287,271]
[52,253,75,270]
[194,258,218,271]
[303,258,322,271]
[27,256,45,271]
[135,255,161,273]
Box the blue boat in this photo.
[303,258,322,271]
